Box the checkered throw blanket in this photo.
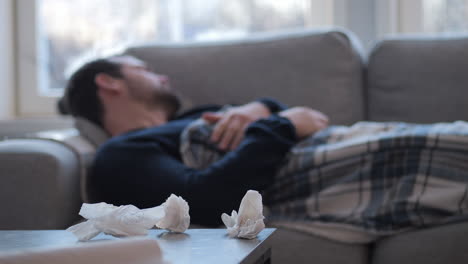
[180,119,468,243]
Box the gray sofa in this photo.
[1,28,468,263]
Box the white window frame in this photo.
[16,0,58,117]
[0,0,15,120]
[398,0,424,33]
[376,0,424,38]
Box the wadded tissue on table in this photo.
[67,194,190,241]
[221,190,265,239]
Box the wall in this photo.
[347,0,376,50]
[0,0,15,120]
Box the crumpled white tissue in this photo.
[221,190,265,239]
[67,194,190,241]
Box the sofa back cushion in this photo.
[124,28,365,125]
[367,35,468,123]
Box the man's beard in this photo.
[150,90,182,119]
[128,84,182,119]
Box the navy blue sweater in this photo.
[89,99,296,226]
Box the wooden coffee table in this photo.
[0,228,275,264]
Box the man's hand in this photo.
[279,107,329,139]
[202,102,270,150]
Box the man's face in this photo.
[110,56,181,116]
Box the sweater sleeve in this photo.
[89,115,295,226]
[256,97,289,113]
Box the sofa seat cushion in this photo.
[372,221,468,264]
[270,228,369,264]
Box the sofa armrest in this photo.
[0,138,81,229]
[0,126,97,229]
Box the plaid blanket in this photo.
[180,120,468,243]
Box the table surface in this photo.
[0,228,275,264]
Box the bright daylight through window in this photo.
[36,0,468,95]
[37,0,327,93]
[423,0,468,32]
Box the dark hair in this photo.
[58,58,123,128]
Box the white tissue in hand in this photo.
[221,190,265,239]
[67,194,190,241]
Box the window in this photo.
[422,0,468,33]
[15,0,468,117]
[38,0,334,92]
[17,0,337,117]
[381,0,468,34]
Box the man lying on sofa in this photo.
[60,55,468,243]
[58,55,329,226]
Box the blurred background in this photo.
[1,0,467,119]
